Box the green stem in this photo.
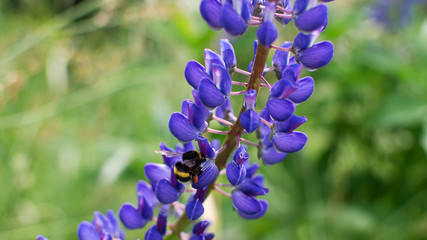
[165,42,271,240]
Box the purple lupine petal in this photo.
[198,78,226,108]
[270,79,298,99]
[205,49,225,77]
[288,77,315,103]
[156,212,167,236]
[273,131,308,153]
[281,57,303,82]
[37,236,49,240]
[244,89,257,110]
[155,178,181,204]
[93,211,110,232]
[192,161,219,189]
[266,98,295,121]
[211,139,220,151]
[187,101,208,133]
[293,0,310,15]
[181,99,190,118]
[169,112,198,142]
[240,109,260,133]
[186,198,205,220]
[205,233,215,240]
[197,136,216,159]
[78,221,100,240]
[272,42,292,77]
[106,210,121,237]
[257,21,278,47]
[215,97,234,122]
[145,225,163,240]
[192,90,211,120]
[297,41,334,70]
[185,61,210,89]
[193,221,210,235]
[226,161,247,186]
[184,141,196,152]
[262,147,288,165]
[232,191,263,215]
[190,236,204,240]
[239,0,251,23]
[195,187,208,202]
[275,115,307,133]
[200,0,223,29]
[236,177,269,196]
[245,162,260,178]
[233,146,249,165]
[261,134,273,150]
[237,199,268,219]
[144,163,170,187]
[252,174,265,186]
[211,64,232,95]
[293,32,312,52]
[119,204,146,229]
[260,107,272,123]
[139,195,154,221]
[220,39,237,71]
[295,4,328,32]
[222,2,248,36]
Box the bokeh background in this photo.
[1,0,427,239]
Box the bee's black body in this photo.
[174,150,206,183]
[155,149,209,184]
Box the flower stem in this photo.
[276,5,292,14]
[271,45,292,52]
[207,128,229,135]
[214,185,232,198]
[259,75,271,89]
[234,67,252,76]
[239,137,259,147]
[212,115,234,126]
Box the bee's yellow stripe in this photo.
[174,167,190,178]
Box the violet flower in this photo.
[78,210,125,240]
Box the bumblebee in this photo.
[155,150,207,184]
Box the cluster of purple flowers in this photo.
[34,0,335,239]
[370,0,427,30]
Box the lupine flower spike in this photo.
[68,0,336,239]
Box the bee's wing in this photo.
[155,150,183,158]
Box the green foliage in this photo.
[1,1,427,239]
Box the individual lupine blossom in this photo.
[169,99,208,142]
[190,221,215,240]
[37,235,49,240]
[183,48,232,110]
[259,108,308,165]
[240,89,260,133]
[200,0,251,36]
[186,187,208,220]
[231,162,269,219]
[78,210,125,240]
[226,146,249,186]
[119,180,158,229]
[291,28,334,70]
[145,212,167,240]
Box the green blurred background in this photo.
[1,0,427,239]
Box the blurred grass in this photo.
[1,0,427,239]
